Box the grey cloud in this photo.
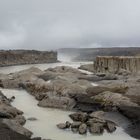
[0,0,140,50]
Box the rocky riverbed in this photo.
[0,61,139,140]
[0,90,33,140]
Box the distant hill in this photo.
[58,47,140,61]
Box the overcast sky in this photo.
[0,0,140,50]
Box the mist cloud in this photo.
[0,0,140,50]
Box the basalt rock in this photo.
[87,85,128,96]
[0,104,23,118]
[78,123,87,134]
[57,121,71,129]
[57,123,67,129]
[14,115,26,125]
[57,111,117,135]
[38,96,76,110]
[92,91,137,111]
[94,56,140,74]
[105,120,117,133]
[2,119,33,138]
[0,67,44,89]
[89,122,104,134]
[0,122,32,140]
[69,112,88,122]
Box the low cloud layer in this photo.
[0,0,140,50]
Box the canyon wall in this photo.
[94,56,140,74]
[0,50,57,66]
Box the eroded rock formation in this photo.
[94,56,140,74]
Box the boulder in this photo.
[57,123,67,129]
[69,112,88,122]
[57,121,71,129]
[87,118,106,126]
[105,120,116,133]
[62,84,87,97]
[38,96,76,110]
[0,122,32,140]
[2,119,33,138]
[92,91,137,109]
[0,67,43,89]
[78,123,87,134]
[72,94,101,112]
[65,121,71,128]
[0,104,23,118]
[14,115,26,125]
[89,122,104,134]
[23,80,51,96]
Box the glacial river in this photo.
[0,58,137,140]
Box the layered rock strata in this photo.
[0,50,57,66]
[94,56,140,74]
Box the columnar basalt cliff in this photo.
[94,56,140,74]
[0,50,57,66]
